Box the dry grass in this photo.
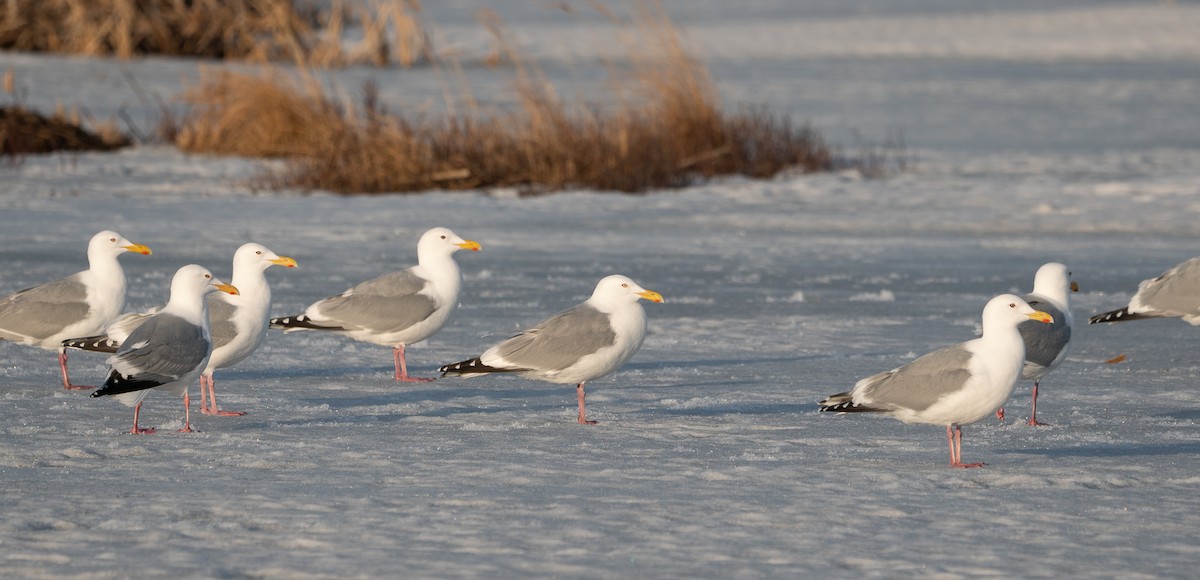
[0,0,432,67]
[169,69,343,158]
[1,105,130,156]
[168,1,836,194]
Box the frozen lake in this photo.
[2,1,1200,577]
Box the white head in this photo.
[87,230,152,262]
[232,243,298,276]
[589,275,664,307]
[169,265,239,306]
[981,293,1052,335]
[1031,262,1078,304]
[416,227,482,263]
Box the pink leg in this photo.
[58,349,95,390]
[995,407,1005,421]
[130,402,156,435]
[199,374,212,414]
[1027,381,1048,426]
[201,374,245,416]
[393,345,434,383]
[949,424,984,468]
[946,425,958,465]
[177,391,194,433]
[576,382,597,425]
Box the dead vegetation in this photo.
[0,105,130,156]
[0,68,131,157]
[168,69,343,158]
[3,0,862,191]
[166,3,835,194]
[0,0,432,67]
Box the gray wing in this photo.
[206,296,239,350]
[315,270,437,332]
[105,310,155,343]
[1132,257,1200,316]
[492,304,616,372]
[1019,297,1070,368]
[110,313,209,385]
[855,345,974,412]
[0,275,90,340]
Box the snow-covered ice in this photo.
[2,1,1200,577]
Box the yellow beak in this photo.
[638,290,665,303]
[215,283,240,296]
[1027,310,1054,324]
[1070,280,1080,292]
[457,240,482,252]
[123,244,153,256]
[271,256,299,268]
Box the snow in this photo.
[3,1,1200,577]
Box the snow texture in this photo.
[2,1,1200,577]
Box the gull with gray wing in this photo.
[0,230,151,390]
[271,227,480,382]
[91,265,238,434]
[1091,256,1200,326]
[440,275,664,425]
[65,243,296,416]
[996,262,1078,425]
[820,294,1053,468]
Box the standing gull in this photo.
[64,243,297,416]
[1090,256,1200,326]
[0,230,151,390]
[997,262,1078,425]
[91,265,238,434]
[271,227,480,382]
[439,275,664,425]
[819,294,1053,468]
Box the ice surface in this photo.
[2,1,1200,577]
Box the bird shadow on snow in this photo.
[621,354,826,373]
[220,365,408,381]
[297,384,564,408]
[224,354,818,386]
[253,402,552,427]
[631,402,816,417]
[216,355,828,426]
[998,441,1200,458]
[235,383,578,426]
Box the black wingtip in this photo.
[817,397,882,414]
[269,314,345,331]
[439,358,481,375]
[819,401,857,413]
[1088,307,1149,325]
[61,335,120,353]
[438,357,509,377]
[92,371,158,398]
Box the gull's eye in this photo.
[1009,303,1016,308]
[109,238,117,243]
[621,283,629,288]
[204,274,211,280]
[256,250,263,256]
[440,235,447,240]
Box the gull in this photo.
[820,294,1053,468]
[271,227,480,382]
[90,265,238,434]
[0,230,151,390]
[64,243,296,416]
[1091,256,1200,326]
[996,262,1078,426]
[440,275,664,425]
